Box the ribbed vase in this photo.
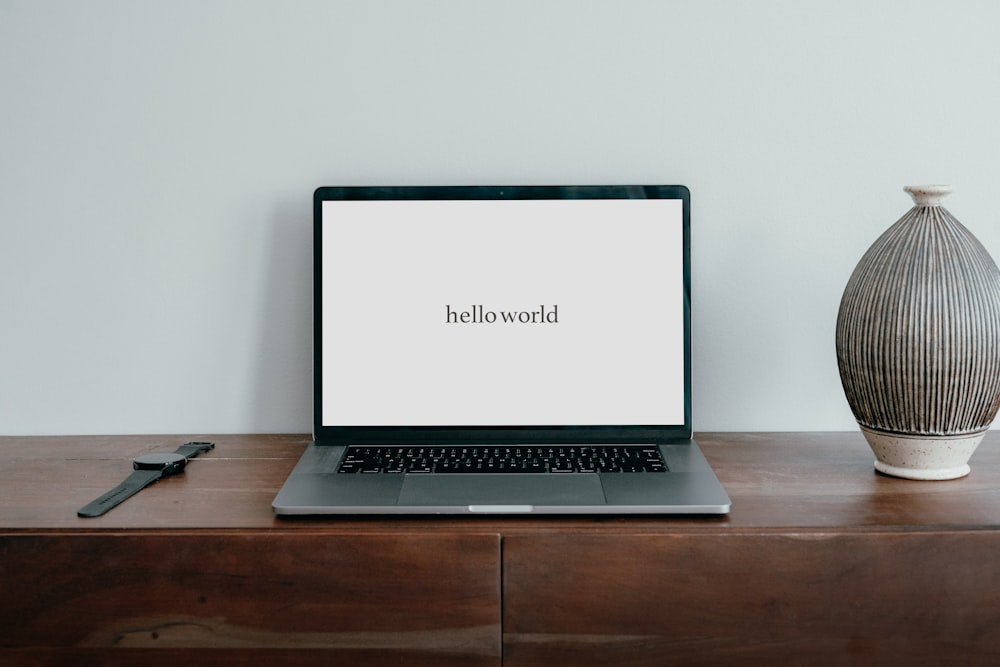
[836,186,1000,479]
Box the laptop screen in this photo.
[314,186,691,443]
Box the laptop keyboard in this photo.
[336,445,669,474]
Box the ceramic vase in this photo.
[836,186,1000,479]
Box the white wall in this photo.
[3,0,999,435]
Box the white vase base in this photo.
[860,427,984,481]
[872,460,970,481]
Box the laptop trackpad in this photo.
[398,474,606,507]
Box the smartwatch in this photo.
[77,441,215,518]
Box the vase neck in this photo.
[904,185,954,207]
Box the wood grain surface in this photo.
[1,531,501,665]
[3,431,1000,664]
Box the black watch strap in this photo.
[175,441,215,458]
[77,469,165,518]
[77,441,215,518]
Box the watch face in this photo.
[134,452,187,472]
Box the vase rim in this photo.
[904,185,954,206]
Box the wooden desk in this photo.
[3,432,1000,665]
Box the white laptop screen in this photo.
[318,189,688,429]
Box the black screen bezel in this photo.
[313,185,692,445]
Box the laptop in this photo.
[272,185,731,515]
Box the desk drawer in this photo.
[1,531,501,666]
[503,531,1000,666]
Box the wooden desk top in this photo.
[7,432,1000,534]
[4,431,1000,533]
